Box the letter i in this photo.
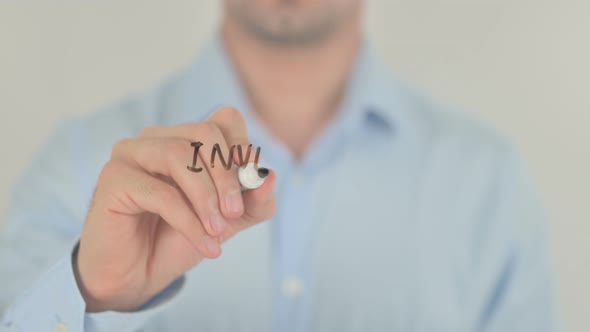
[187,142,203,173]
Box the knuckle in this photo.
[166,139,191,164]
[153,182,177,204]
[197,122,222,140]
[136,178,177,210]
[99,160,125,182]
[138,125,161,137]
[215,107,243,123]
[111,138,133,158]
[135,179,156,199]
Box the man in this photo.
[0,1,558,331]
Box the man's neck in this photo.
[221,17,362,160]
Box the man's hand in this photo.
[75,107,276,312]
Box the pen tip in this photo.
[257,167,269,178]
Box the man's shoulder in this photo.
[388,82,528,201]
[392,84,541,234]
[50,68,201,178]
[63,67,200,148]
[396,83,516,161]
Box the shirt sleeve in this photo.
[1,243,185,332]
[467,143,560,331]
[0,117,184,332]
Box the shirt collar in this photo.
[332,40,401,135]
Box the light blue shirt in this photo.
[0,35,558,332]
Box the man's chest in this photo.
[155,159,471,332]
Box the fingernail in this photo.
[204,236,221,256]
[225,190,244,214]
[210,210,226,234]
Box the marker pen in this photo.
[238,162,269,190]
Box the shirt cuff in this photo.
[84,276,185,331]
[1,243,186,332]
[1,247,86,332]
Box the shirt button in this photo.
[282,276,305,298]
[55,322,68,332]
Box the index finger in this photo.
[207,106,253,164]
[139,106,253,165]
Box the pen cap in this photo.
[238,162,268,190]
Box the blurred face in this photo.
[224,0,362,46]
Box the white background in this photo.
[0,1,588,330]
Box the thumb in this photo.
[238,169,277,228]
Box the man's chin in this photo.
[228,4,357,47]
